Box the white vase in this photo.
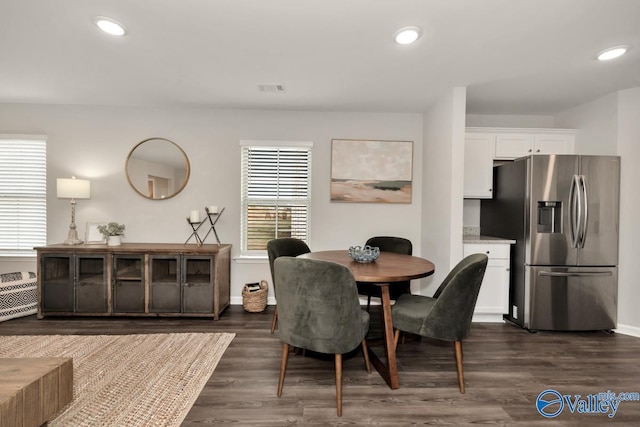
[107,235,122,246]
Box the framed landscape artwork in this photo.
[330,139,413,203]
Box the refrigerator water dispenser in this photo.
[537,201,562,233]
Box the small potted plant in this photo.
[97,222,125,246]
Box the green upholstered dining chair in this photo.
[267,238,311,334]
[273,257,371,417]
[357,236,413,310]
[391,253,488,393]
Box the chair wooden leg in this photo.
[366,295,372,312]
[277,342,289,397]
[394,329,401,349]
[361,339,371,373]
[454,340,465,394]
[335,353,343,417]
[270,306,278,334]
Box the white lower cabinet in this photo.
[463,243,510,322]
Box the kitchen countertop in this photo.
[463,235,516,244]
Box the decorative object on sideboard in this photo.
[348,245,380,263]
[125,137,190,200]
[97,222,125,246]
[185,206,225,246]
[204,206,225,245]
[85,222,107,244]
[185,209,204,246]
[57,176,91,245]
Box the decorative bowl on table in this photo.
[348,245,380,263]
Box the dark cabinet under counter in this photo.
[36,243,231,320]
[113,254,145,313]
[182,256,215,314]
[40,254,74,312]
[149,255,181,313]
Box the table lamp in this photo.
[57,176,91,245]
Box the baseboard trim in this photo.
[472,313,505,323]
[231,296,378,306]
[231,297,276,305]
[614,323,640,338]
[230,296,509,324]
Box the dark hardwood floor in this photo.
[2,307,640,425]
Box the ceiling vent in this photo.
[258,84,286,93]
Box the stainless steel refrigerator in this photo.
[480,155,620,331]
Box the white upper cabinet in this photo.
[463,127,576,199]
[494,133,534,158]
[532,133,574,155]
[464,133,495,198]
[488,128,575,159]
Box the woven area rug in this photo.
[0,332,234,426]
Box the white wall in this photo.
[616,87,640,334]
[0,257,35,274]
[420,87,466,293]
[0,103,424,302]
[553,88,640,335]
[554,92,618,154]
[466,114,555,128]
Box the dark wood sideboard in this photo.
[35,243,231,320]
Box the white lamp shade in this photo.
[57,178,91,199]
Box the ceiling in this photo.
[1,0,639,115]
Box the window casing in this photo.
[0,135,47,256]
[240,140,312,256]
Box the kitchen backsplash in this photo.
[463,226,480,236]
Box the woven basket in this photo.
[242,280,268,312]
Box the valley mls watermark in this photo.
[536,389,640,419]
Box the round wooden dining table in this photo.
[298,250,435,389]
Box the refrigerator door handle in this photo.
[569,174,581,248]
[579,174,588,248]
[538,271,613,277]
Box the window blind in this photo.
[0,137,47,256]
[240,142,312,255]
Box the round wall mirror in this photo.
[125,137,190,200]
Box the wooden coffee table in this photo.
[0,358,73,427]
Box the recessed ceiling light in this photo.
[394,26,422,45]
[597,45,629,61]
[94,17,127,36]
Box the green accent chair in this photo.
[274,257,371,417]
[357,236,413,310]
[267,238,311,334]
[391,253,488,393]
